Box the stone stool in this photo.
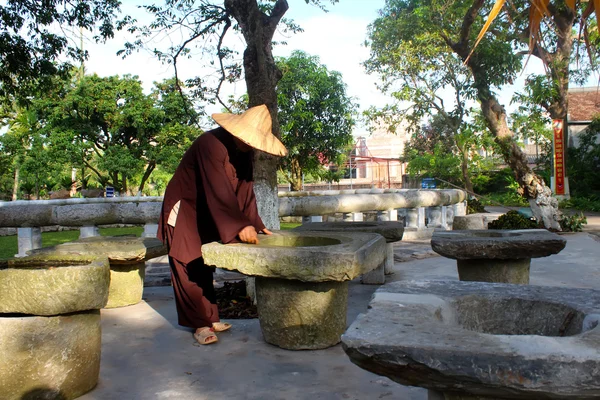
[343,280,600,400]
[293,221,404,284]
[431,229,566,284]
[0,257,110,400]
[202,230,385,350]
[27,236,167,308]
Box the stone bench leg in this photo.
[457,259,531,285]
[16,227,42,257]
[79,225,100,238]
[255,277,348,350]
[105,261,146,308]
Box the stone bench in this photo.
[431,229,567,284]
[27,236,167,308]
[202,230,385,350]
[293,221,404,284]
[343,280,600,400]
[0,256,110,400]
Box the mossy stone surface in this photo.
[0,258,109,315]
[457,259,531,284]
[0,311,101,400]
[105,261,146,308]
[256,277,348,350]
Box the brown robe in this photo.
[158,127,266,328]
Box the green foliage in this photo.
[467,198,486,214]
[559,196,600,213]
[565,119,600,198]
[0,0,122,105]
[559,212,587,232]
[488,210,540,230]
[275,50,357,191]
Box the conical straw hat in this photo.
[212,105,288,156]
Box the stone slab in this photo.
[0,311,101,400]
[342,280,600,399]
[293,221,405,243]
[202,230,386,282]
[431,229,567,260]
[0,257,110,315]
[27,236,167,264]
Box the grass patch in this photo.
[0,226,143,260]
[280,222,301,230]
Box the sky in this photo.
[82,0,550,137]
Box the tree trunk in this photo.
[138,161,156,196]
[289,158,303,191]
[451,47,561,229]
[459,148,474,195]
[12,164,19,201]
[225,0,289,230]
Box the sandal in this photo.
[194,327,218,345]
[212,321,232,332]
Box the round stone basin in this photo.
[258,235,344,247]
[453,296,585,337]
[431,229,567,260]
[202,230,386,282]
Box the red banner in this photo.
[552,119,565,195]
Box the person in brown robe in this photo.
[157,104,287,345]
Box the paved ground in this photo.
[80,229,600,400]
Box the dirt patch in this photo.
[215,280,257,319]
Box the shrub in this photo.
[488,210,540,230]
[467,198,486,214]
[559,212,587,232]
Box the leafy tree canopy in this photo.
[275,50,357,190]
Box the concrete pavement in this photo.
[80,232,600,400]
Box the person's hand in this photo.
[260,228,273,235]
[239,225,259,244]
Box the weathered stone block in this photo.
[106,261,146,308]
[343,281,600,399]
[457,258,530,284]
[256,277,348,350]
[0,311,101,400]
[0,258,110,315]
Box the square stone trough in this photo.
[293,221,405,284]
[431,229,567,284]
[27,236,167,308]
[342,280,600,400]
[0,256,110,400]
[202,230,386,350]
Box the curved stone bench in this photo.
[27,236,167,308]
[431,229,567,284]
[343,280,600,400]
[293,221,405,284]
[0,257,110,400]
[202,231,385,350]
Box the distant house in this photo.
[567,87,600,147]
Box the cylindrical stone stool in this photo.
[256,277,348,350]
[0,257,110,400]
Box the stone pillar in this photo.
[397,209,407,226]
[453,200,467,217]
[441,206,448,229]
[343,213,353,222]
[143,223,159,238]
[16,227,42,257]
[405,208,419,228]
[427,207,443,228]
[79,225,100,239]
[418,207,426,228]
[302,215,323,224]
[384,243,395,275]
[352,212,364,222]
[445,206,455,230]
